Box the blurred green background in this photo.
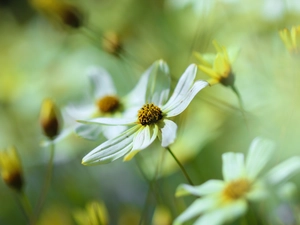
[1,0,300,224]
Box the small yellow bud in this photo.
[102,31,122,56]
[39,98,61,139]
[0,146,24,192]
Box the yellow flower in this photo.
[195,40,235,86]
[279,25,300,54]
[29,0,83,28]
[0,146,24,191]
[40,98,61,140]
[73,201,109,225]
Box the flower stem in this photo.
[165,147,194,185]
[35,141,55,219]
[19,191,35,225]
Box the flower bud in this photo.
[0,146,24,192]
[39,98,61,139]
[102,31,122,56]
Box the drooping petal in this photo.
[222,152,245,182]
[173,197,217,225]
[87,67,116,99]
[194,200,247,225]
[246,137,274,180]
[82,125,140,165]
[163,64,197,109]
[145,60,171,106]
[163,80,208,117]
[132,125,158,150]
[159,119,177,147]
[176,180,225,197]
[75,124,103,141]
[78,117,136,126]
[265,156,300,185]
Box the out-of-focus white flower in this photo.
[174,137,300,225]
[80,63,208,165]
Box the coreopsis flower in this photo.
[80,63,208,165]
[30,0,83,28]
[279,25,300,54]
[174,138,300,225]
[73,201,109,225]
[69,60,165,140]
[0,146,24,192]
[195,40,237,87]
[40,98,61,140]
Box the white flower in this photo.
[80,63,208,164]
[65,61,162,140]
[174,137,300,225]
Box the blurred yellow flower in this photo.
[152,205,172,225]
[73,201,109,225]
[195,40,235,87]
[279,25,300,54]
[0,146,24,192]
[29,0,83,28]
[40,98,61,140]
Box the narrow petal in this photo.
[163,80,208,117]
[176,180,225,197]
[222,152,245,182]
[194,52,214,67]
[132,125,158,150]
[123,150,140,161]
[87,67,116,99]
[198,65,220,79]
[78,117,136,126]
[163,64,197,110]
[75,124,103,141]
[173,197,217,225]
[246,137,275,180]
[82,125,140,165]
[145,60,171,105]
[265,156,300,185]
[159,119,177,147]
[102,125,127,139]
[194,200,247,225]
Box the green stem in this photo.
[19,191,35,225]
[35,141,55,219]
[165,147,194,185]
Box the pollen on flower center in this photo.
[222,179,251,201]
[97,95,120,113]
[138,103,163,126]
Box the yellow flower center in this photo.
[96,95,120,113]
[137,103,163,126]
[222,179,251,201]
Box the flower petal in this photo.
[75,124,103,141]
[82,125,140,165]
[102,125,127,139]
[145,60,171,105]
[87,67,116,99]
[194,200,247,225]
[265,156,300,185]
[159,119,177,147]
[176,180,225,197]
[78,117,136,126]
[163,80,208,117]
[222,152,245,182]
[173,197,217,225]
[246,137,274,180]
[198,65,220,79]
[132,125,158,150]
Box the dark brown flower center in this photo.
[138,103,163,126]
[97,95,120,113]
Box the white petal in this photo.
[176,180,225,197]
[102,125,127,139]
[173,197,217,225]
[82,125,140,165]
[159,119,177,147]
[87,67,116,99]
[163,80,208,117]
[246,180,268,201]
[222,152,245,181]
[78,117,136,126]
[75,124,103,141]
[145,60,171,105]
[132,125,158,150]
[194,200,247,225]
[64,103,96,120]
[246,137,275,180]
[265,156,300,185]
